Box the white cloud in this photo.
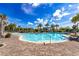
[53,9,61,17]
[51,22,56,25]
[53,8,70,20]
[34,18,49,27]
[61,7,65,12]
[27,22,33,25]
[21,4,34,15]
[37,18,43,23]
[60,20,71,24]
[21,3,42,15]
[69,5,72,7]
[32,3,41,7]
[69,17,72,20]
[34,21,37,24]
[43,19,48,25]
[48,4,53,7]
[34,18,43,24]
[50,18,53,22]
[62,12,70,16]
[77,6,79,10]
[60,22,73,27]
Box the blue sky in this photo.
[0,3,79,28]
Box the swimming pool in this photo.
[19,32,68,43]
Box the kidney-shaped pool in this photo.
[19,32,68,43]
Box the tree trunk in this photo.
[0,20,4,37]
[74,32,77,36]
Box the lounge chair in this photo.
[69,36,79,42]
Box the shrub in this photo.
[5,33,11,38]
[0,44,4,47]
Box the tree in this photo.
[37,23,42,32]
[59,27,65,32]
[65,26,72,32]
[0,14,7,37]
[51,24,55,32]
[71,16,78,24]
[17,26,21,32]
[5,24,16,32]
[55,24,59,32]
[71,13,79,36]
[45,23,49,32]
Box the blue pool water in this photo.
[19,33,68,43]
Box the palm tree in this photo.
[71,13,79,36]
[37,23,42,32]
[18,26,21,32]
[51,24,55,32]
[55,24,59,32]
[71,16,78,24]
[11,24,16,32]
[59,27,65,32]
[45,23,49,32]
[0,14,7,37]
[8,24,16,32]
[65,26,72,32]
[56,24,59,31]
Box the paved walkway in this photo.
[0,36,79,56]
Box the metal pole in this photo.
[50,34,51,45]
[49,34,51,45]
